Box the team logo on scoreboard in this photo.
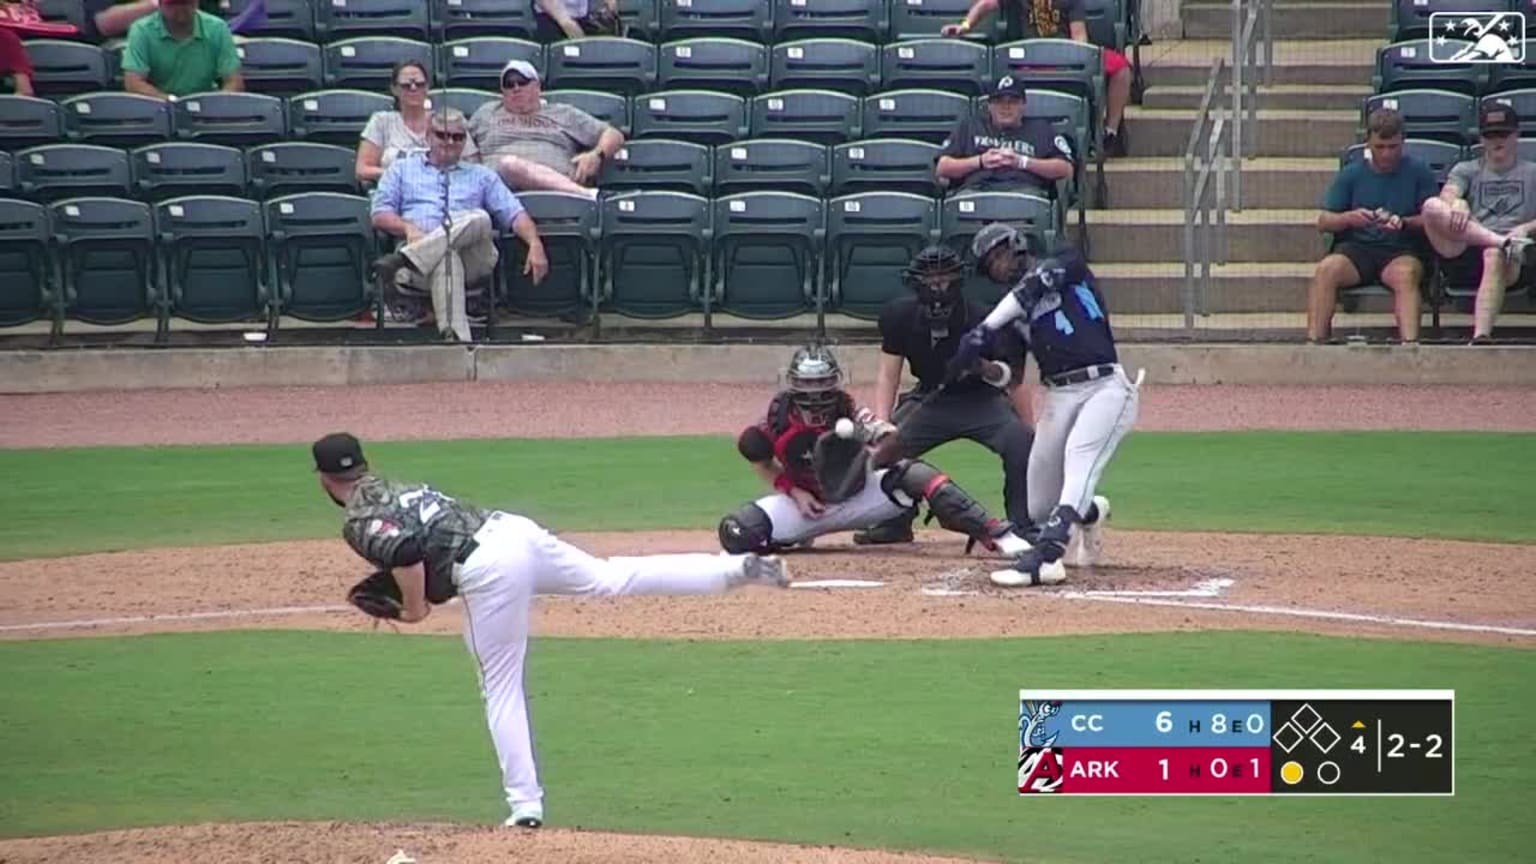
[1019,699,1063,749]
[1018,746,1065,793]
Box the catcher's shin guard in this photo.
[881,459,1013,549]
[718,503,775,554]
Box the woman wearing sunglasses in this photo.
[356,60,480,187]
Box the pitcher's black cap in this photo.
[313,432,367,475]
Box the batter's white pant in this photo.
[451,511,757,817]
[754,468,907,544]
[397,209,499,342]
[1026,364,1141,524]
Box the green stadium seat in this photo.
[0,96,67,151]
[236,37,325,97]
[658,0,772,43]
[1488,39,1536,93]
[940,190,1057,304]
[496,191,598,320]
[21,39,111,97]
[1362,90,1477,146]
[1391,0,1510,43]
[0,198,55,332]
[441,38,545,91]
[713,137,829,197]
[264,192,378,323]
[631,90,749,147]
[769,38,880,96]
[62,92,173,149]
[598,190,712,319]
[891,0,999,42]
[428,87,498,120]
[287,89,394,147]
[0,152,13,195]
[772,0,887,43]
[1481,89,1536,131]
[880,38,991,97]
[825,191,939,319]
[1374,39,1486,96]
[658,38,769,99]
[862,88,969,145]
[431,0,537,40]
[546,37,658,97]
[993,39,1105,131]
[49,196,163,336]
[132,142,249,202]
[830,138,942,197]
[543,90,631,137]
[711,191,826,321]
[218,0,316,41]
[172,92,288,148]
[315,0,430,42]
[618,0,661,42]
[154,195,271,329]
[15,144,132,202]
[749,89,861,146]
[1079,0,1128,52]
[1341,138,1462,184]
[33,0,85,36]
[601,138,714,195]
[248,141,361,198]
[323,37,435,91]
[1470,138,1536,162]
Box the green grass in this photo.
[1,631,1531,863]
[2,431,1534,560]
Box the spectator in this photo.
[370,109,550,343]
[121,0,243,100]
[467,59,623,199]
[1308,108,1438,344]
[0,25,32,96]
[80,0,158,41]
[357,60,480,186]
[534,0,622,42]
[1419,102,1536,343]
[935,75,1075,195]
[942,0,1132,156]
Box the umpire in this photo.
[858,244,1036,545]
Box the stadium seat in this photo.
[497,191,598,320]
[545,37,657,96]
[1341,138,1462,184]
[1481,89,1536,130]
[658,38,769,98]
[597,190,711,319]
[617,0,661,42]
[772,0,887,43]
[218,0,316,41]
[0,95,68,150]
[154,195,271,329]
[287,89,394,147]
[1374,39,1485,96]
[132,142,249,202]
[713,138,829,197]
[62,92,173,148]
[993,39,1105,129]
[1390,0,1507,43]
[21,39,111,97]
[32,0,85,37]
[825,190,939,318]
[830,137,943,197]
[264,192,378,323]
[1363,90,1477,145]
[430,0,537,40]
[440,37,544,92]
[49,196,163,335]
[15,143,133,202]
[0,198,55,332]
[0,152,13,195]
[940,191,1057,304]
[862,89,970,145]
[749,89,861,146]
[890,0,999,42]
[1488,39,1536,94]
[323,37,435,91]
[236,38,325,97]
[631,89,749,147]
[1080,0,1128,52]
[1470,137,1536,162]
[658,0,772,43]
[711,191,825,320]
[1006,88,1090,225]
[543,90,631,136]
[315,0,430,41]
[769,38,880,96]
[428,87,497,120]
[600,138,714,195]
[248,141,360,199]
[172,92,288,147]
[880,38,991,97]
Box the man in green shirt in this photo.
[120,0,241,99]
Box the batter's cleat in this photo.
[505,802,543,829]
[742,554,791,588]
[1067,496,1111,568]
[989,553,1068,587]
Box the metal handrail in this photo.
[1231,0,1274,211]
[1183,57,1231,330]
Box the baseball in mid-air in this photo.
[834,418,857,440]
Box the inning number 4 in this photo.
[398,487,453,524]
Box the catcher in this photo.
[315,432,790,831]
[717,343,1037,561]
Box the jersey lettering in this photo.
[396,487,455,525]
[1073,283,1104,320]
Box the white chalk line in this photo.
[0,604,352,633]
[1067,577,1236,599]
[1054,593,1536,638]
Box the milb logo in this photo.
[1429,11,1527,63]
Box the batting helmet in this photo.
[902,244,966,319]
[785,344,843,427]
[970,222,1035,281]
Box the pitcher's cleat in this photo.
[742,554,791,587]
[505,802,543,829]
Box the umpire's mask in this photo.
[903,244,966,321]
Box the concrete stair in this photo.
[1104,158,1336,209]
[1124,107,1358,157]
[1092,263,1312,315]
[1137,39,1380,88]
[1083,209,1321,264]
[1182,1,1389,40]
[1141,84,1373,111]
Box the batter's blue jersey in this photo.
[1011,246,1118,380]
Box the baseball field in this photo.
[1,378,1533,864]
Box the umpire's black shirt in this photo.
[879,295,1028,395]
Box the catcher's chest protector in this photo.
[766,391,855,490]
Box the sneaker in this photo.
[741,554,791,587]
[1502,234,1532,266]
[505,801,543,829]
[989,550,1068,587]
[1068,496,1110,568]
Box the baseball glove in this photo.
[348,569,404,620]
[812,430,870,504]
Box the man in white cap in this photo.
[467,59,624,199]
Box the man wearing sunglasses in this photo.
[371,109,550,343]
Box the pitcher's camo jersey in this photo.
[342,475,492,603]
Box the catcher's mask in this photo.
[785,344,843,427]
[902,244,965,320]
[970,222,1035,285]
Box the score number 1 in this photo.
[1154,711,1266,734]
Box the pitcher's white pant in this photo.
[452,511,757,816]
[1026,364,1141,523]
[753,468,905,544]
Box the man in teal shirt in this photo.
[1308,107,1439,344]
[121,0,242,99]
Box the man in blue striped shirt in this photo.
[371,109,550,342]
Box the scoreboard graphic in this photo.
[1017,690,1454,796]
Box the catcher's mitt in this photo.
[812,430,870,504]
[348,569,404,620]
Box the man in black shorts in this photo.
[853,244,1036,545]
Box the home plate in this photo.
[790,579,886,589]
